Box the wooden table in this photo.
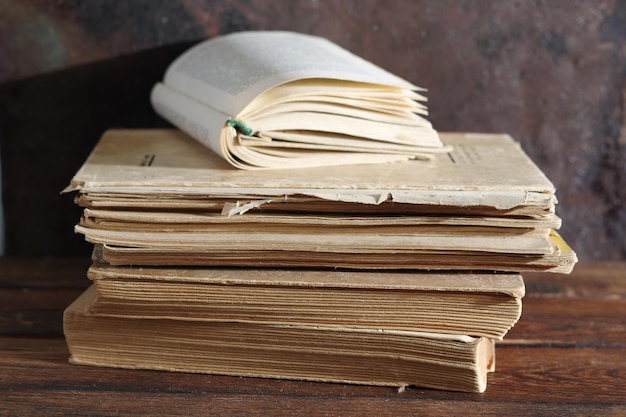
[1,258,625,416]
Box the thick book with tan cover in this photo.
[65,129,555,216]
[151,31,449,169]
[86,264,525,340]
[64,286,496,393]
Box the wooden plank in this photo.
[2,259,625,342]
[503,297,626,347]
[0,337,624,416]
[510,262,626,347]
[0,257,91,287]
[3,258,625,295]
[4,389,624,417]
[523,262,626,298]
[0,258,90,335]
[0,288,87,335]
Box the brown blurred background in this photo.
[0,0,624,261]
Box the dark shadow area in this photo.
[0,41,198,256]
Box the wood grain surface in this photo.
[1,259,625,416]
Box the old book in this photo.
[151,31,450,169]
[79,208,562,231]
[86,264,525,339]
[64,129,557,218]
[64,286,496,393]
[74,193,554,218]
[91,231,575,273]
[76,219,553,252]
[78,204,558,248]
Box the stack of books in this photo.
[63,31,576,392]
[63,128,576,393]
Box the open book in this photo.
[150,31,450,169]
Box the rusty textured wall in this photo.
[0,0,625,260]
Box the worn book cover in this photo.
[65,286,495,393]
[87,264,525,339]
[65,129,556,216]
